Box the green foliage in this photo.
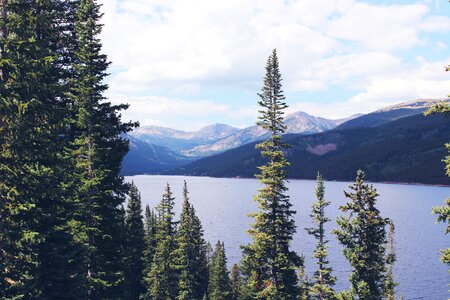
[241,49,301,300]
[124,182,146,299]
[174,181,208,299]
[209,241,232,300]
[333,170,390,300]
[0,0,85,298]
[143,204,157,289]
[147,184,179,299]
[67,0,136,297]
[305,173,336,300]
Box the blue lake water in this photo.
[126,175,449,300]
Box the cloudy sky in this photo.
[99,0,450,130]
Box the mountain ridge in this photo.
[166,113,450,185]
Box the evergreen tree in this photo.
[384,222,398,300]
[147,184,179,299]
[333,170,390,300]
[175,181,209,299]
[0,0,85,298]
[241,49,301,299]
[67,0,136,297]
[209,241,232,300]
[143,204,157,285]
[425,103,450,269]
[305,173,336,300]
[124,182,146,299]
[230,264,242,300]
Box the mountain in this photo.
[166,114,450,185]
[182,111,344,157]
[121,135,194,175]
[129,124,240,154]
[332,113,365,125]
[337,99,448,130]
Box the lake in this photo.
[126,175,449,300]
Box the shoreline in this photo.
[124,173,450,188]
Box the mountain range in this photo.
[123,99,450,184]
[129,111,361,158]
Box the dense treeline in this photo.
[0,0,446,298]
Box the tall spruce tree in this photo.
[147,183,179,299]
[241,49,301,299]
[124,182,146,299]
[0,0,85,298]
[68,0,136,297]
[305,173,336,300]
[333,170,390,300]
[209,241,232,300]
[424,103,450,271]
[175,181,208,299]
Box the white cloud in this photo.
[109,94,230,125]
[98,0,450,126]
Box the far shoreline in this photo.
[123,173,450,188]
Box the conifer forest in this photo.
[0,0,449,299]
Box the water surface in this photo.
[126,175,449,299]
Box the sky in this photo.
[99,0,450,130]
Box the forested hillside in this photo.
[168,113,450,185]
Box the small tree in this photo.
[209,241,232,300]
[333,170,390,300]
[306,173,336,300]
[175,181,208,299]
[147,184,179,299]
[124,182,146,299]
[230,264,242,300]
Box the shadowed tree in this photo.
[0,0,85,297]
[68,0,136,297]
[124,182,146,299]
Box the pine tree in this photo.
[143,204,157,285]
[305,173,336,300]
[147,183,179,299]
[209,241,232,300]
[124,182,146,299]
[0,0,85,298]
[333,170,390,300]
[68,0,136,297]
[241,49,301,299]
[175,181,209,299]
[384,222,398,300]
[425,103,450,269]
[230,264,243,300]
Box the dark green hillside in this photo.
[167,114,450,185]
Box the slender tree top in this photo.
[257,49,288,141]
